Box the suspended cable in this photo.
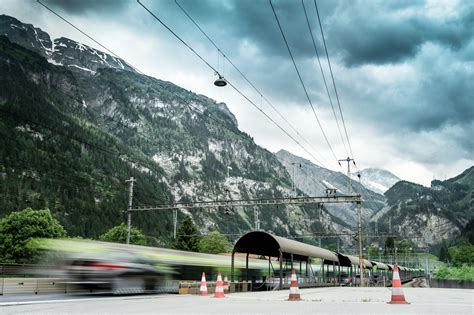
[136,0,330,168]
[174,0,332,169]
[36,0,333,197]
[301,0,349,157]
[36,0,272,161]
[313,0,355,163]
[269,0,340,167]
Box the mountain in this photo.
[354,168,401,195]
[275,150,386,225]
[0,15,350,244]
[371,166,474,247]
[0,15,135,74]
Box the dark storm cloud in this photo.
[326,1,474,66]
[45,0,128,14]
[164,0,474,67]
[168,0,474,147]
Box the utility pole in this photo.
[125,177,136,245]
[356,200,365,287]
[173,209,178,239]
[338,157,355,194]
[388,217,392,234]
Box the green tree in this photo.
[99,223,147,246]
[0,208,67,264]
[448,241,474,266]
[172,215,200,252]
[439,240,451,263]
[325,243,337,252]
[384,237,395,256]
[198,231,232,254]
[368,245,381,259]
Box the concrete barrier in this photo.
[35,278,67,294]
[2,278,39,295]
[430,279,474,289]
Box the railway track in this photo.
[405,277,428,288]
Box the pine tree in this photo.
[172,215,200,252]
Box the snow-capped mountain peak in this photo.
[354,167,401,195]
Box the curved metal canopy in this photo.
[233,231,338,262]
[339,254,373,268]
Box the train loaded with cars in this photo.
[36,231,425,294]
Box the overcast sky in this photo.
[2,0,473,185]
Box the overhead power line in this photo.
[35,0,337,200]
[301,0,349,157]
[36,0,354,198]
[269,0,340,167]
[136,0,334,169]
[174,0,332,169]
[313,0,355,162]
[36,0,274,159]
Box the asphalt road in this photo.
[1,287,472,314]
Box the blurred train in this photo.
[36,239,424,294]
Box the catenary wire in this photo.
[39,0,331,171]
[136,0,332,169]
[35,0,364,201]
[174,0,333,169]
[269,0,341,167]
[301,0,349,157]
[313,0,355,163]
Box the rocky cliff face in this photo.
[0,14,349,242]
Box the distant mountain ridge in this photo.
[275,149,386,225]
[354,167,401,194]
[371,166,473,247]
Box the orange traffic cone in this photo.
[387,264,410,304]
[223,274,229,294]
[287,269,302,301]
[214,272,225,298]
[199,272,208,296]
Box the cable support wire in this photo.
[269,0,341,169]
[36,1,270,160]
[313,0,355,163]
[38,0,331,174]
[174,0,332,169]
[137,0,331,169]
[301,0,349,157]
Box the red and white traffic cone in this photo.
[214,272,225,298]
[287,269,302,301]
[387,264,410,304]
[223,274,229,294]
[199,272,208,296]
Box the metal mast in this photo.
[338,157,355,194]
[125,177,136,244]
